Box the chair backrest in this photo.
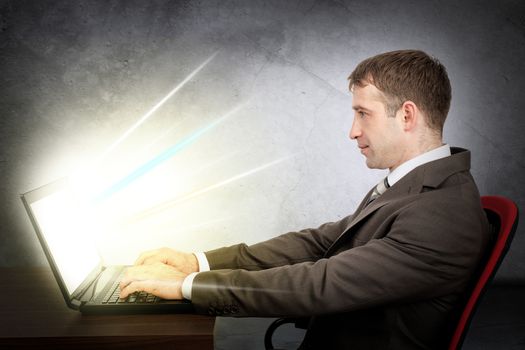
[448,195,519,350]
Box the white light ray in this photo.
[128,155,292,222]
[97,50,219,161]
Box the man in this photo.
[120,50,490,349]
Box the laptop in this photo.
[21,178,193,314]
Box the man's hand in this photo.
[134,247,199,275]
[119,262,187,300]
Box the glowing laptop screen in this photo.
[30,188,100,295]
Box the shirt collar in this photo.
[387,144,451,186]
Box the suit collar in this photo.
[387,144,451,187]
[325,148,472,256]
[346,148,471,233]
[420,147,470,188]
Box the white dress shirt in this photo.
[181,144,452,300]
[181,252,210,299]
[386,144,451,187]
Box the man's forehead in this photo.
[351,84,385,108]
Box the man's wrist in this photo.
[182,252,209,299]
[181,272,198,300]
[194,252,210,272]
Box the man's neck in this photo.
[387,144,451,186]
[390,137,443,172]
[418,131,443,155]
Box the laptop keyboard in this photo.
[101,277,160,304]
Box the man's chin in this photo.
[365,158,375,169]
[365,159,387,170]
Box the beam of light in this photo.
[97,50,219,162]
[126,155,292,222]
[112,213,233,239]
[94,103,247,202]
[169,217,232,232]
[138,118,183,155]
[178,150,240,180]
[148,216,233,237]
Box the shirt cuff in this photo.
[194,252,210,272]
[181,272,198,300]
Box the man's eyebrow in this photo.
[352,105,372,112]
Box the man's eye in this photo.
[359,111,366,118]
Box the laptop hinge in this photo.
[71,266,105,301]
[70,298,83,309]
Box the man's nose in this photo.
[349,118,361,140]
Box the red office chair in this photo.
[448,195,519,349]
[265,196,519,350]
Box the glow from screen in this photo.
[31,189,100,295]
[30,50,296,261]
[96,51,219,162]
[126,155,292,222]
[94,102,246,202]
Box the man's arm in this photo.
[120,213,355,299]
[190,197,490,317]
[203,213,356,271]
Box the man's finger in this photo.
[134,251,152,265]
[120,266,147,290]
[120,281,149,299]
[119,276,132,291]
[121,280,168,299]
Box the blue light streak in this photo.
[95,117,222,202]
[96,51,219,162]
[94,102,246,202]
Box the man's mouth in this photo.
[358,145,369,155]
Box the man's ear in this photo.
[400,101,418,131]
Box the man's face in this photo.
[350,84,405,170]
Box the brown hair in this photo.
[348,50,451,134]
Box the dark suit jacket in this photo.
[191,147,490,349]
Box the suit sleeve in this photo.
[203,213,356,271]
[191,195,489,317]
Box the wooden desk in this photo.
[0,267,215,349]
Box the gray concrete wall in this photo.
[0,1,525,281]
[1,0,524,347]
[3,0,523,279]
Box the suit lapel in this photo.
[324,148,471,257]
[324,174,422,257]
